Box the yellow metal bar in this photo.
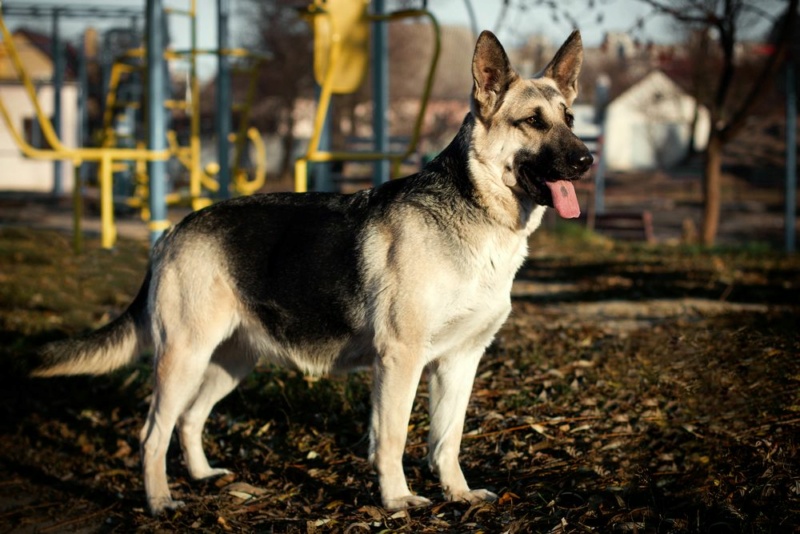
[231,58,264,193]
[307,30,342,158]
[1,14,168,161]
[99,153,116,248]
[102,62,139,146]
[164,8,193,16]
[148,219,172,232]
[72,161,83,254]
[248,127,267,191]
[159,2,270,201]
[187,0,205,210]
[121,47,145,59]
[164,100,189,110]
[234,127,267,195]
[295,4,357,192]
[200,170,220,193]
[295,158,308,193]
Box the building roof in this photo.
[0,28,78,82]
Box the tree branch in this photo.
[720,0,798,142]
[739,2,781,24]
[711,0,738,119]
[639,0,720,26]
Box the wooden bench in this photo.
[574,177,656,243]
[593,211,656,243]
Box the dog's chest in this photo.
[467,233,527,296]
[428,232,527,356]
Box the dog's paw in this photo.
[192,467,233,480]
[448,488,498,505]
[383,494,432,510]
[148,497,186,516]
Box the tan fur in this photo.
[32,30,587,515]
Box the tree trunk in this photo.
[701,131,723,246]
[681,104,699,165]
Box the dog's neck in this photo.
[429,114,545,234]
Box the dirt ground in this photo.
[0,166,798,532]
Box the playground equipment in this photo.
[0,0,267,248]
[99,1,267,213]
[0,7,169,250]
[294,0,440,193]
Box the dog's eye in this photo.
[525,114,547,130]
[565,113,575,128]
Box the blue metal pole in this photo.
[594,75,610,215]
[313,84,333,192]
[216,0,232,199]
[594,132,607,215]
[52,8,64,196]
[146,0,168,246]
[786,61,797,254]
[372,0,390,186]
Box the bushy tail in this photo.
[31,270,152,378]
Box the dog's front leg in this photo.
[427,351,498,505]
[369,349,430,510]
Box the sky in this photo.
[3,0,783,79]
[427,0,672,46]
[6,0,665,44]
[3,0,670,79]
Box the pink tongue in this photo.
[546,180,580,218]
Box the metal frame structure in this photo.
[0,3,169,250]
[1,0,267,248]
[1,3,144,197]
[294,0,441,193]
[98,6,267,214]
[2,0,445,250]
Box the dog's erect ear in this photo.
[541,30,583,105]
[472,30,518,121]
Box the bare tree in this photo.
[238,0,315,181]
[662,28,717,164]
[510,0,797,245]
[639,0,797,245]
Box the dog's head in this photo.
[469,30,592,219]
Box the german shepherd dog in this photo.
[33,30,592,515]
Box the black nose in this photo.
[570,151,593,173]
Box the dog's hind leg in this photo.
[177,337,255,480]
[140,339,215,515]
[427,350,498,505]
[138,254,242,514]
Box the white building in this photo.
[0,30,78,193]
[0,83,79,192]
[603,70,710,171]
